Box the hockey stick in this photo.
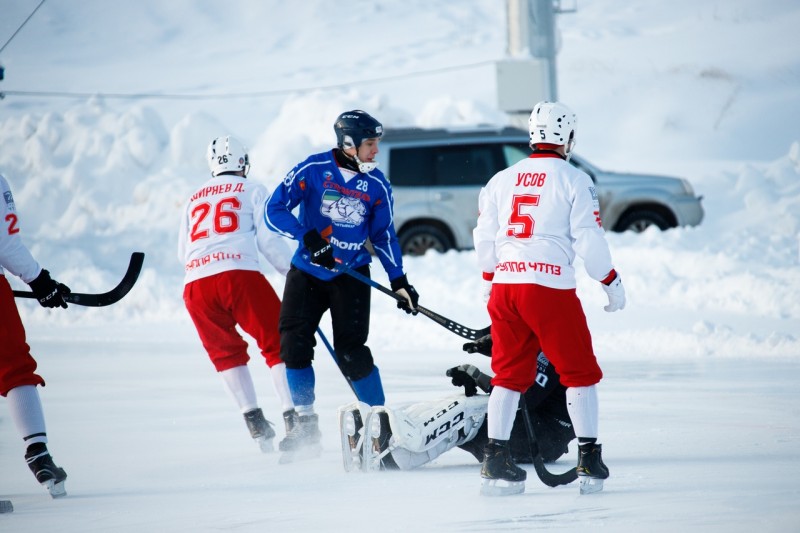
[316,327,383,404]
[518,395,577,487]
[12,252,145,307]
[315,326,358,395]
[338,264,489,341]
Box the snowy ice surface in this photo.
[1,0,798,531]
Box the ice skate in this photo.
[362,409,399,472]
[278,413,323,464]
[0,500,13,514]
[25,444,68,499]
[283,409,299,435]
[479,439,526,496]
[243,408,276,453]
[338,402,370,472]
[576,443,609,494]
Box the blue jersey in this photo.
[265,149,404,282]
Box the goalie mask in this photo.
[207,135,250,177]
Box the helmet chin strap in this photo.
[340,132,379,172]
[565,138,575,162]
[354,155,377,173]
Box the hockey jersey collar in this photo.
[528,150,566,160]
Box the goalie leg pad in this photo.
[363,394,489,471]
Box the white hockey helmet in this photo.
[528,101,577,154]
[207,135,250,176]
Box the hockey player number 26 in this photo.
[190,196,242,242]
[506,194,540,238]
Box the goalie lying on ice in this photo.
[338,334,575,473]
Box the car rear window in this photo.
[390,144,506,187]
[389,146,437,186]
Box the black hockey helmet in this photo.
[334,110,383,150]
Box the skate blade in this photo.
[278,443,323,465]
[480,478,525,497]
[256,436,275,453]
[43,479,67,499]
[339,408,365,473]
[579,476,605,494]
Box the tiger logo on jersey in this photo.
[320,190,366,227]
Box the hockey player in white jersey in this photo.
[178,136,297,452]
[473,101,626,495]
[1,172,71,498]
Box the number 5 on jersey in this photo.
[506,194,540,239]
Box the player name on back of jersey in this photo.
[185,252,243,272]
[515,172,547,187]
[190,182,245,202]
[497,261,562,275]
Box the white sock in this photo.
[566,385,599,440]
[487,386,521,441]
[219,365,258,413]
[7,385,48,445]
[295,405,314,416]
[268,362,295,413]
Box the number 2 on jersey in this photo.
[5,213,20,235]
[506,194,540,238]
[190,196,241,241]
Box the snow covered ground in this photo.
[1,0,799,531]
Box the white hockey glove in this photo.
[601,273,626,312]
[481,279,492,303]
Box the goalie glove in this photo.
[462,332,492,357]
[446,364,492,396]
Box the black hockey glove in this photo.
[303,230,335,269]
[446,364,492,396]
[462,331,493,357]
[27,269,71,309]
[390,274,419,315]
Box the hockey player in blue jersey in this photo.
[265,110,420,461]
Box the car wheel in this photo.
[399,225,453,256]
[614,209,673,233]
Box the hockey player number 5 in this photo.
[190,196,242,241]
[506,194,540,238]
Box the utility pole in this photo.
[497,0,576,127]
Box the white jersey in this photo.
[473,153,614,289]
[0,173,42,282]
[178,174,293,284]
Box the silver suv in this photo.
[377,126,704,256]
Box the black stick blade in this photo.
[13,252,145,307]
